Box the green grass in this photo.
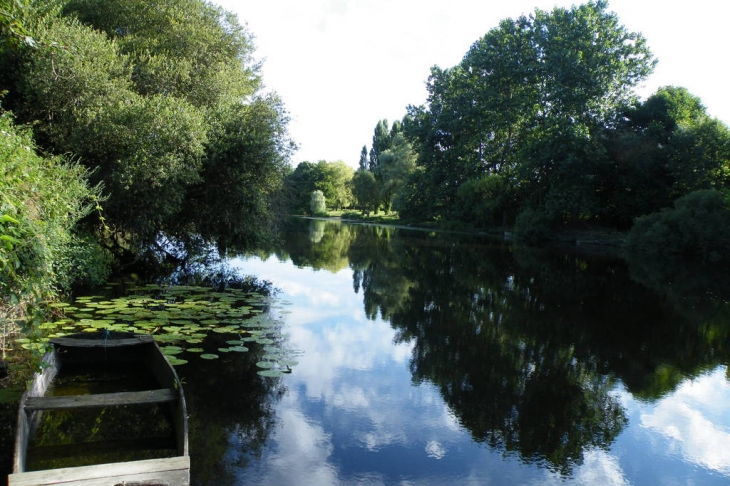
[333,210,401,224]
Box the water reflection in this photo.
[641,369,730,474]
[226,218,730,484]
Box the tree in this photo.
[286,161,319,213]
[62,0,260,106]
[599,86,730,227]
[310,190,326,216]
[358,145,368,171]
[285,160,353,213]
[314,160,354,210]
[402,0,655,226]
[369,119,391,171]
[351,170,379,215]
[182,96,293,250]
[375,132,416,213]
[5,0,292,252]
[626,190,730,262]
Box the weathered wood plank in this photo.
[51,335,154,348]
[8,456,190,486]
[25,389,177,411]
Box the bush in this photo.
[309,190,327,216]
[626,189,730,262]
[0,111,106,324]
[513,208,554,244]
[454,174,511,228]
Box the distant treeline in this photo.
[288,1,730,260]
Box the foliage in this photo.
[358,145,368,171]
[182,96,293,250]
[310,190,327,216]
[626,190,730,262]
[315,160,354,210]
[599,87,730,227]
[0,111,106,323]
[351,169,379,215]
[285,160,353,213]
[375,132,416,213]
[399,1,658,227]
[358,119,415,214]
[513,208,554,244]
[454,173,513,228]
[2,0,292,253]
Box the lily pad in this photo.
[256,361,274,369]
[211,327,236,334]
[200,353,219,360]
[161,346,184,355]
[257,369,284,378]
[227,346,249,353]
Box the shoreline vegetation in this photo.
[296,212,627,249]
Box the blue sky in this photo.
[214,0,730,167]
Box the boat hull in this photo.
[9,333,189,486]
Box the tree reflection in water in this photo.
[266,218,730,474]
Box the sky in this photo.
[213,0,730,167]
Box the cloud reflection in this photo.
[231,254,638,485]
[639,367,730,475]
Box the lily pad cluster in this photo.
[18,284,298,376]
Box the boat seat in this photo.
[24,388,177,411]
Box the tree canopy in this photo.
[400,0,658,225]
[285,160,354,214]
[1,0,294,253]
[346,0,730,252]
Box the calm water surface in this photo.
[182,218,730,485]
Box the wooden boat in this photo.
[9,332,189,486]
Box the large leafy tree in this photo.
[599,86,730,227]
[375,132,416,213]
[315,160,354,210]
[351,170,380,215]
[3,0,292,252]
[403,0,655,224]
[285,160,353,214]
[62,0,259,106]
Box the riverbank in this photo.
[296,212,627,250]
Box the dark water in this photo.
[170,218,730,485]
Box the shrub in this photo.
[626,189,730,262]
[309,190,327,216]
[454,174,511,228]
[513,208,554,244]
[0,111,106,325]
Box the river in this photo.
[178,217,730,485]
